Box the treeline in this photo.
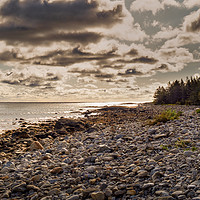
[154,77,200,105]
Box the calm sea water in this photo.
[0,102,138,132]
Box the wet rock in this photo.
[55,118,85,132]
[12,130,30,138]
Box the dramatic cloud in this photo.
[0,67,63,90]
[157,47,194,72]
[0,0,121,45]
[154,26,181,40]
[183,0,200,8]
[162,32,200,48]
[130,0,181,15]
[0,0,146,45]
[0,0,122,28]
[118,68,143,76]
[0,0,199,102]
[183,8,200,32]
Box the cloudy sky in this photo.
[0,0,199,102]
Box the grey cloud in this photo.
[95,73,115,79]
[1,72,60,88]
[0,46,118,67]
[0,0,123,44]
[101,64,124,69]
[129,87,140,91]
[117,56,158,64]
[0,50,20,61]
[69,68,101,76]
[132,56,158,64]
[0,29,103,45]
[106,78,129,83]
[186,16,200,32]
[156,64,168,70]
[32,47,118,66]
[68,68,115,80]
[127,48,138,56]
[118,68,143,76]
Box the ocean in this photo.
[0,102,138,133]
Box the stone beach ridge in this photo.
[1,104,200,199]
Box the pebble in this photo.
[30,141,44,151]
[50,167,63,174]
[86,166,96,173]
[155,190,169,196]
[91,191,105,200]
[184,151,194,157]
[172,191,184,198]
[137,170,148,178]
[105,188,112,197]
[67,195,80,200]
[1,104,200,199]
[126,190,136,195]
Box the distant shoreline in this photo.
[0,101,140,133]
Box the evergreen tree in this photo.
[154,86,168,104]
[153,76,200,105]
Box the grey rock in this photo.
[67,195,80,200]
[178,195,186,200]
[91,191,105,200]
[143,183,154,189]
[155,190,169,196]
[192,197,200,200]
[114,189,126,196]
[188,185,196,190]
[86,166,96,173]
[187,190,196,198]
[184,151,194,157]
[172,191,184,198]
[105,188,112,197]
[98,145,111,152]
[137,170,148,178]
[152,171,163,181]
[148,129,156,134]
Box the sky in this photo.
[0,0,200,102]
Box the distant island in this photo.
[154,76,200,105]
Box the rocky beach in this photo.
[1,103,200,200]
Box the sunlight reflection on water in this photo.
[0,101,138,133]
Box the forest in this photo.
[154,76,200,105]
